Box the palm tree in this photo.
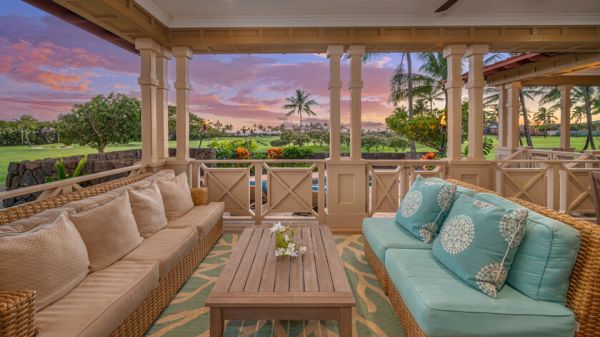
[519,88,547,146]
[540,86,599,149]
[572,86,599,150]
[213,120,223,134]
[15,114,38,146]
[284,89,318,141]
[533,107,557,137]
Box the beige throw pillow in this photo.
[0,212,90,311]
[128,183,168,237]
[70,192,143,272]
[157,172,194,220]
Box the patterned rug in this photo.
[146,234,405,337]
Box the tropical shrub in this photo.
[267,147,284,159]
[45,156,87,182]
[209,139,257,159]
[282,146,314,159]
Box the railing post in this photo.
[317,162,326,225]
[191,162,199,188]
[400,164,410,198]
[254,162,263,226]
[546,162,560,210]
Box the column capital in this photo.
[442,44,466,58]
[158,46,172,59]
[347,45,365,56]
[326,45,344,58]
[558,84,573,92]
[172,46,193,59]
[135,38,161,54]
[505,81,522,90]
[464,44,489,58]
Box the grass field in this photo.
[1,135,598,187]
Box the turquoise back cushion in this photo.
[432,194,528,298]
[394,176,456,243]
[474,193,580,303]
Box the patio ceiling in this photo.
[43,0,600,53]
[135,0,600,28]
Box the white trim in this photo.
[133,1,600,29]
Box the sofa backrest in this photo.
[0,169,174,225]
[447,179,600,337]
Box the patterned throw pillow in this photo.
[432,194,528,298]
[394,176,457,243]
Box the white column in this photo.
[348,45,365,161]
[559,85,572,150]
[465,44,488,160]
[443,44,466,160]
[327,45,343,161]
[506,82,522,149]
[496,85,507,147]
[135,38,160,165]
[172,47,193,162]
[156,47,171,160]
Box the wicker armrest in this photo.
[190,187,208,206]
[0,290,36,337]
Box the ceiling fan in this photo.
[435,0,459,13]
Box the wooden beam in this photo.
[486,53,600,86]
[52,0,169,46]
[522,75,600,86]
[24,0,136,53]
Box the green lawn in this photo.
[2,135,598,187]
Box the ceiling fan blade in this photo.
[435,0,459,13]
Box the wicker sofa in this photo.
[363,179,600,337]
[0,169,224,337]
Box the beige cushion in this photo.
[0,207,75,234]
[0,213,89,311]
[123,228,198,278]
[64,198,99,213]
[157,173,194,220]
[36,261,158,337]
[167,202,224,236]
[70,192,143,272]
[127,184,168,237]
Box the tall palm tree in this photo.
[540,86,599,149]
[213,120,223,134]
[532,106,557,137]
[283,89,318,135]
[572,86,599,150]
[15,114,38,146]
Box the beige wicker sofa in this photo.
[0,169,224,337]
[364,179,600,337]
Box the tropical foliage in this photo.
[58,93,141,153]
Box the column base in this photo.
[325,160,367,230]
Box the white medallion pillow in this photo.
[0,212,89,311]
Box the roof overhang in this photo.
[43,0,600,54]
[484,53,600,86]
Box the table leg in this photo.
[339,307,352,337]
[210,307,224,337]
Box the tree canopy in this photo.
[58,93,141,153]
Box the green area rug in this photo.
[146,234,404,337]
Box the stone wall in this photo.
[3,148,216,207]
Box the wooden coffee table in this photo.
[205,226,355,337]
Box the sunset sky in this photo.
[0,0,416,129]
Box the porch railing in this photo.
[0,164,145,206]
[366,160,447,216]
[189,159,326,226]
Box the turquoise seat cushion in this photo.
[473,193,580,303]
[385,249,576,337]
[362,217,431,262]
[432,194,528,298]
[394,176,457,243]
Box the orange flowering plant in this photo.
[267,147,284,159]
[235,147,250,159]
